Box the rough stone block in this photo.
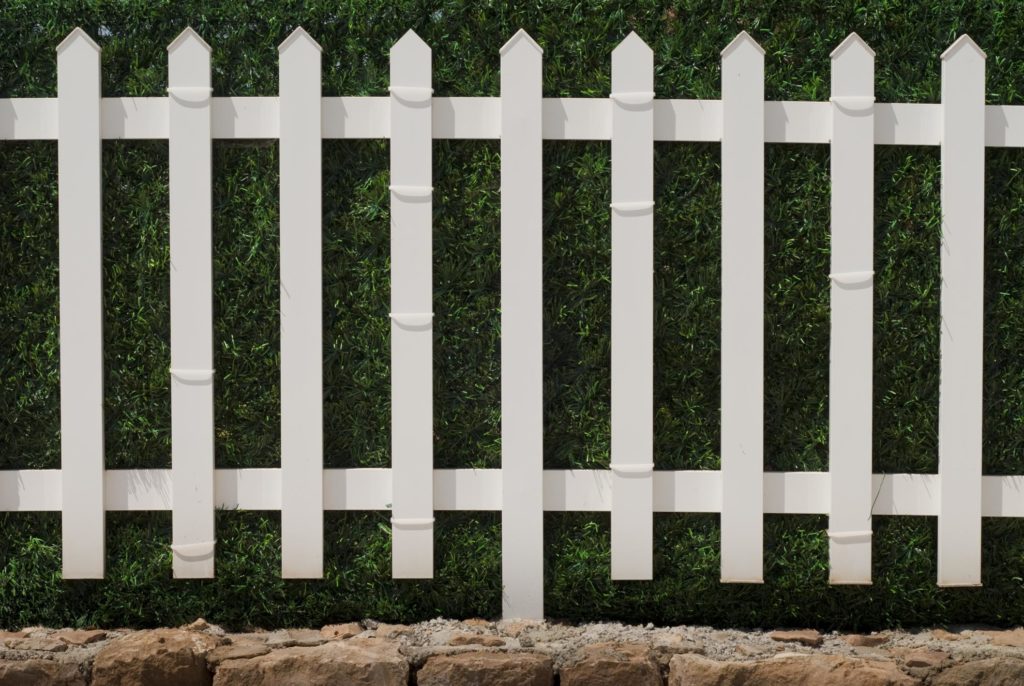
[669,653,918,686]
[931,657,1024,685]
[0,659,86,686]
[561,643,661,686]
[212,639,408,686]
[417,651,552,686]
[92,628,220,686]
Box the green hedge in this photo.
[2,0,1024,630]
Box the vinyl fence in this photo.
[0,26,1014,619]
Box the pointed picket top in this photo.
[279,26,322,54]
[168,26,210,89]
[721,30,764,58]
[831,32,874,60]
[613,31,652,59]
[941,34,986,61]
[56,27,100,54]
[392,28,430,58]
[168,26,211,54]
[500,29,542,57]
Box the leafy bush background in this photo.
[2,0,1024,629]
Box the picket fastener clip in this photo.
[170,368,215,383]
[610,200,655,215]
[167,86,213,105]
[611,463,654,475]
[389,86,433,105]
[610,91,655,106]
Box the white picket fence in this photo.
[0,25,1016,619]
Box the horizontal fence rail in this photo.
[7,97,1024,145]
[0,26,1013,618]
[4,468,1024,518]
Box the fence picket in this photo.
[501,29,545,619]
[279,28,323,578]
[610,32,654,580]
[720,32,765,583]
[938,35,985,587]
[168,27,215,578]
[827,33,875,585]
[57,28,105,579]
[390,30,435,579]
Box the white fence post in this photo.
[390,30,434,579]
[938,35,985,587]
[279,27,323,578]
[168,27,215,578]
[827,33,875,585]
[610,32,654,580]
[501,29,544,619]
[57,28,105,579]
[719,31,765,584]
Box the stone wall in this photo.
[2,618,1024,685]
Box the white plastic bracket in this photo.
[610,91,655,107]
[610,462,655,475]
[167,86,213,105]
[389,185,434,201]
[829,270,874,286]
[170,540,216,558]
[610,200,655,215]
[389,86,433,105]
[827,530,872,543]
[170,368,215,383]
[830,95,875,114]
[389,312,434,330]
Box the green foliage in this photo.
[2,0,1024,629]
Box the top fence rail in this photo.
[8,92,1024,146]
